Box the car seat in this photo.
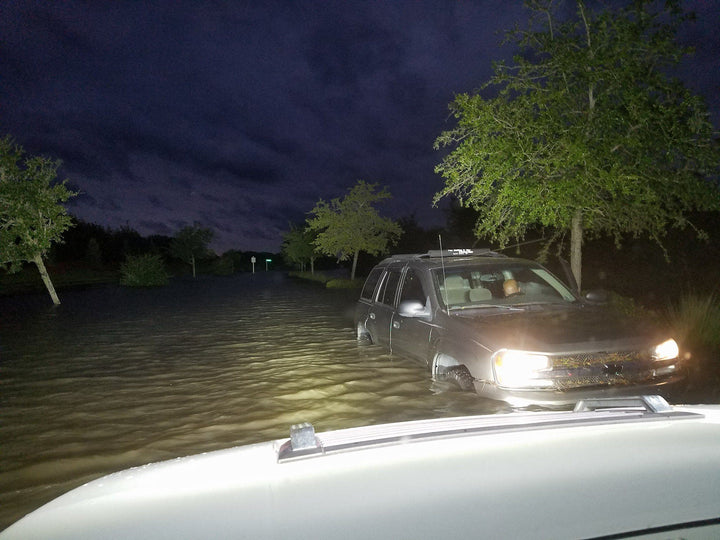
[468,287,492,302]
[443,275,470,305]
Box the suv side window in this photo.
[360,267,384,301]
[379,270,402,306]
[399,269,425,305]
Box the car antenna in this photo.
[438,234,450,315]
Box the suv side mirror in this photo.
[398,299,431,320]
[583,289,609,305]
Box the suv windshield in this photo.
[433,262,577,310]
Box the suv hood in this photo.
[457,306,664,353]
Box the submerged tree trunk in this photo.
[32,253,60,305]
[350,250,359,281]
[570,210,583,292]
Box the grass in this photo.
[662,292,720,402]
[605,291,658,320]
[287,271,362,289]
[288,270,331,284]
[665,292,720,353]
[0,264,119,295]
[325,278,363,289]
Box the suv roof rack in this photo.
[424,248,505,258]
[277,396,698,462]
[386,249,506,261]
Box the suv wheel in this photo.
[357,323,372,345]
[433,353,475,391]
[444,365,476,391]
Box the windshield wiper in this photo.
[511,301,573,308]
[449,304,524,312]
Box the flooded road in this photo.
[0,272,508,530]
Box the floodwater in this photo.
[0,272,508,531]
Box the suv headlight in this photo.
[652,339,679,361]
[493,350,553,388]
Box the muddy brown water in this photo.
[0,272,512,530]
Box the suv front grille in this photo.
[552,351,648,368]
[547,350,672,390]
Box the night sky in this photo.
[2,1,718,253]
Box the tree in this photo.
[307,181,402,281]
[395,215,443,254]
[84,237,103,269]
[434,0,720,290]
[282,224,318,274]
[0,136,77,305]
[170,224,214,278]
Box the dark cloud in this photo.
[1,0,718,254]
[138,220,174,237]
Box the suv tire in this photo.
[357,324,372,345]
[444,365,475,391]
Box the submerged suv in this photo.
[354,249,683,406]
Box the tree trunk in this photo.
[32,253,60,305]
[350,250,359,281]
[570,210,583,292]
[191,254,196,278]
[310,257,315,276]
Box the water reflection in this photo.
[0,273,507,530]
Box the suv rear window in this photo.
[360,267,384,301]
[379,270,402,306]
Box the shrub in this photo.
[665,293,720,353]
[213,255,234,275]
[325,278,363,289]
[606,292,656,320]
[120,254,169,287]
[288,271,330,284]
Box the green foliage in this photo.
[120,254,169,287]
[287,271,361,289]
[434,1,720,289]
[170,224,214,277]
[395,215,444,254]
[282,224,318,272]
[212,253,234,275]
[220,250,246,272]
[0,135,78,304]
[288,270,331,284]
[325,278,363,289]
[84,237,103,269]
[0,135,77,272]
[307,180,402,280]
[170,224,214,262]
[0,265,119,295]
[605,291,657,321]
